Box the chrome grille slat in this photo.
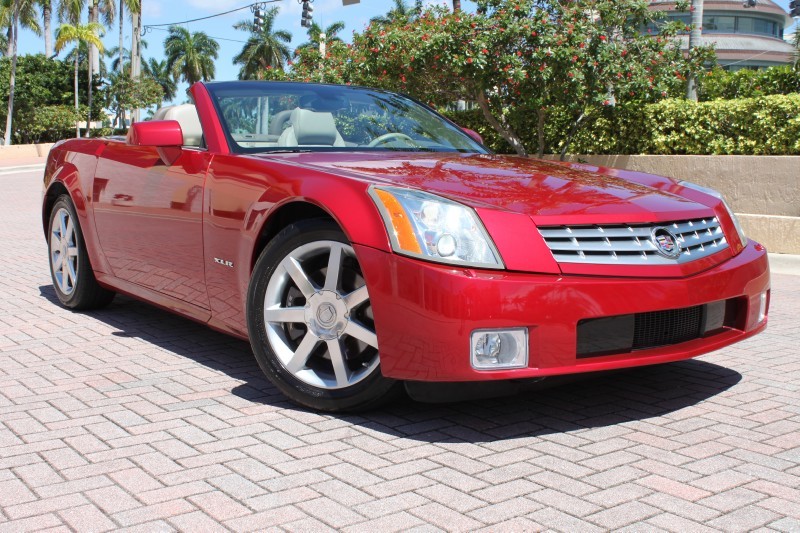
[546,240,656,253]
[540,218,728,265]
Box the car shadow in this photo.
[39,285,742,443]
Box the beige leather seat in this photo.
[151,104,203,147]
[277,108,345,147]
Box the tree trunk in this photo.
[536,108,546,158]
[452,0,461,12]
[3,2,19,146]
[6,26,11,57]
[119,0,124,73]
[475,90,527,156]
[87,54,94,137]
[131,5,141,122]
[559,112,588,161]
[686,0,703,101]
[90,0,100,76]
[130,7,138,79]
[43,1,53,58]
[74,54,80,138]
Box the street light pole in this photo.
[686,0,703,101]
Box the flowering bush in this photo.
[279,0,697,157]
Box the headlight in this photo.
[679,181,747,245]
[369,186,504,269]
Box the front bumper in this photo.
[356,242,770,382]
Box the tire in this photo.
[48,195,115,310]
[247,218,401,412]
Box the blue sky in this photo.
[13,0,797,105]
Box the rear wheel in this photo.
[48,195,115,310]
[247,219,400,411]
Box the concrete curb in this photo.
[0,164,45,175]
[769,253,800,276]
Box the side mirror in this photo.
[127,120,184,147]
[462,128,483,145]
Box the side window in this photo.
[218,95,299,148]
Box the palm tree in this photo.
[164,26,219,85]
[116,0,135,73]
[232,7,291,79]
[55,21,104,137]
[87,0,113,78]
[143,57,177,103]
[369,0,420,25]
[2,0,40,56]
[3,0,40,145]
[106,39,143,71]
[295,20,343,56]
[38,0,54,57]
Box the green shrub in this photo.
[445,94,800,155]
[645,95,800,155]
[699,66,800,101]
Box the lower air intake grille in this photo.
[576,300,735,358]
[633,306,703,349]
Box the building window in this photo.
[704,16,736,33]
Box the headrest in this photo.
[290,108,339,145]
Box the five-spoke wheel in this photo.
[247,219,399,411]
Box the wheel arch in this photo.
[42,180,71,238]
[250,200,337,271]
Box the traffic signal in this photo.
[301,0,313,28]
[790,0,799,17]
[254,8,265,31]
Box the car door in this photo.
[92,141,213,310]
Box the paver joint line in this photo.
[0,168,798,530]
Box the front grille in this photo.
[576,300,736,358]
[539,218,728,265]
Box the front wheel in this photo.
[48,195,115,310]
[247,219,400,412]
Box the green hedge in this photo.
[445,94,800,155]
[699,66,800,101]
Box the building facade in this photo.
[648,0,796,69]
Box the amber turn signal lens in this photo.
[372,189,422,254]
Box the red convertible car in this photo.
[43,81,769,411]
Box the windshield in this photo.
[205,81,487,155]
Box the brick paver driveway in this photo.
[2,167,799,532]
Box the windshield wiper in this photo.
[260,149,315,154]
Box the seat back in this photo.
[155,104,203,147]
[278,108,345,147]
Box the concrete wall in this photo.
[543,155,800,254]
[0,143,54,160]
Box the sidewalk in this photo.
[0,156,46,174]
[2,160,800,532]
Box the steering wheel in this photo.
[367,132,418,148]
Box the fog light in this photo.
[758,291,768,324]
[471,328,528,370]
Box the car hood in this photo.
[256,152,711,221]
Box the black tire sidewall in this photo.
[47,195,104,309]
[246,219,397,412]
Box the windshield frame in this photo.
[203,81,491,156]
